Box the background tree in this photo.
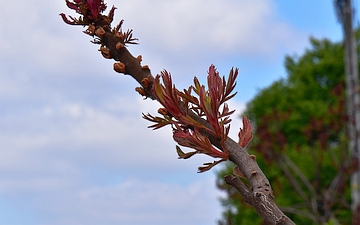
[217,34,358,224]
[334,1,360,223]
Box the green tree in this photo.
[217,35,357,224]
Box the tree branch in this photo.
[103,26,293,225]
[280,154,319,214]
[280,206,318,223]
[60,2,295,224]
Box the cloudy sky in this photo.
[0,0,351,224]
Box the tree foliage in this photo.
[217,35,358,224]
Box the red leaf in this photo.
[65,0,80,11]
[238,116,253,148]
[197,159,226,173]
[86,0,107,19]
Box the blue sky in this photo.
[0,0,352,224]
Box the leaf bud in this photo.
[116,42,124,50]
[135,87,149,98]
[84,24,96,36]
[99,46,111,59]
[113,62,126,73]
[95,26,106,38]
[136,55,142,63]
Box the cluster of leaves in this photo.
[144,65,251,172]
[217,35,355,224]
[60,0,137,46]
[60,0,112,25]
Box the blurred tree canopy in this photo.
[217,32,360,224]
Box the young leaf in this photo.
[238,116,253,148]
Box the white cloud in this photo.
[0,94,225,224]
[85,0,310,88]
[107,0,306,56]
[10,177,221,225]
[1,92,232,177]
[0,0,103,78]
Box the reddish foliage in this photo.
[253,109,289,163]
[60,0,115,25]
[144,65,242,172]
[238,116,253,148]
[302,83,347,150]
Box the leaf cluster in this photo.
[144,65,240,172]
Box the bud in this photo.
[116,42,124,50]
[95,26,105,38]
[113,62,126,73]
[136,55,142,63]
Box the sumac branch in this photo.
[60,1,295,224]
